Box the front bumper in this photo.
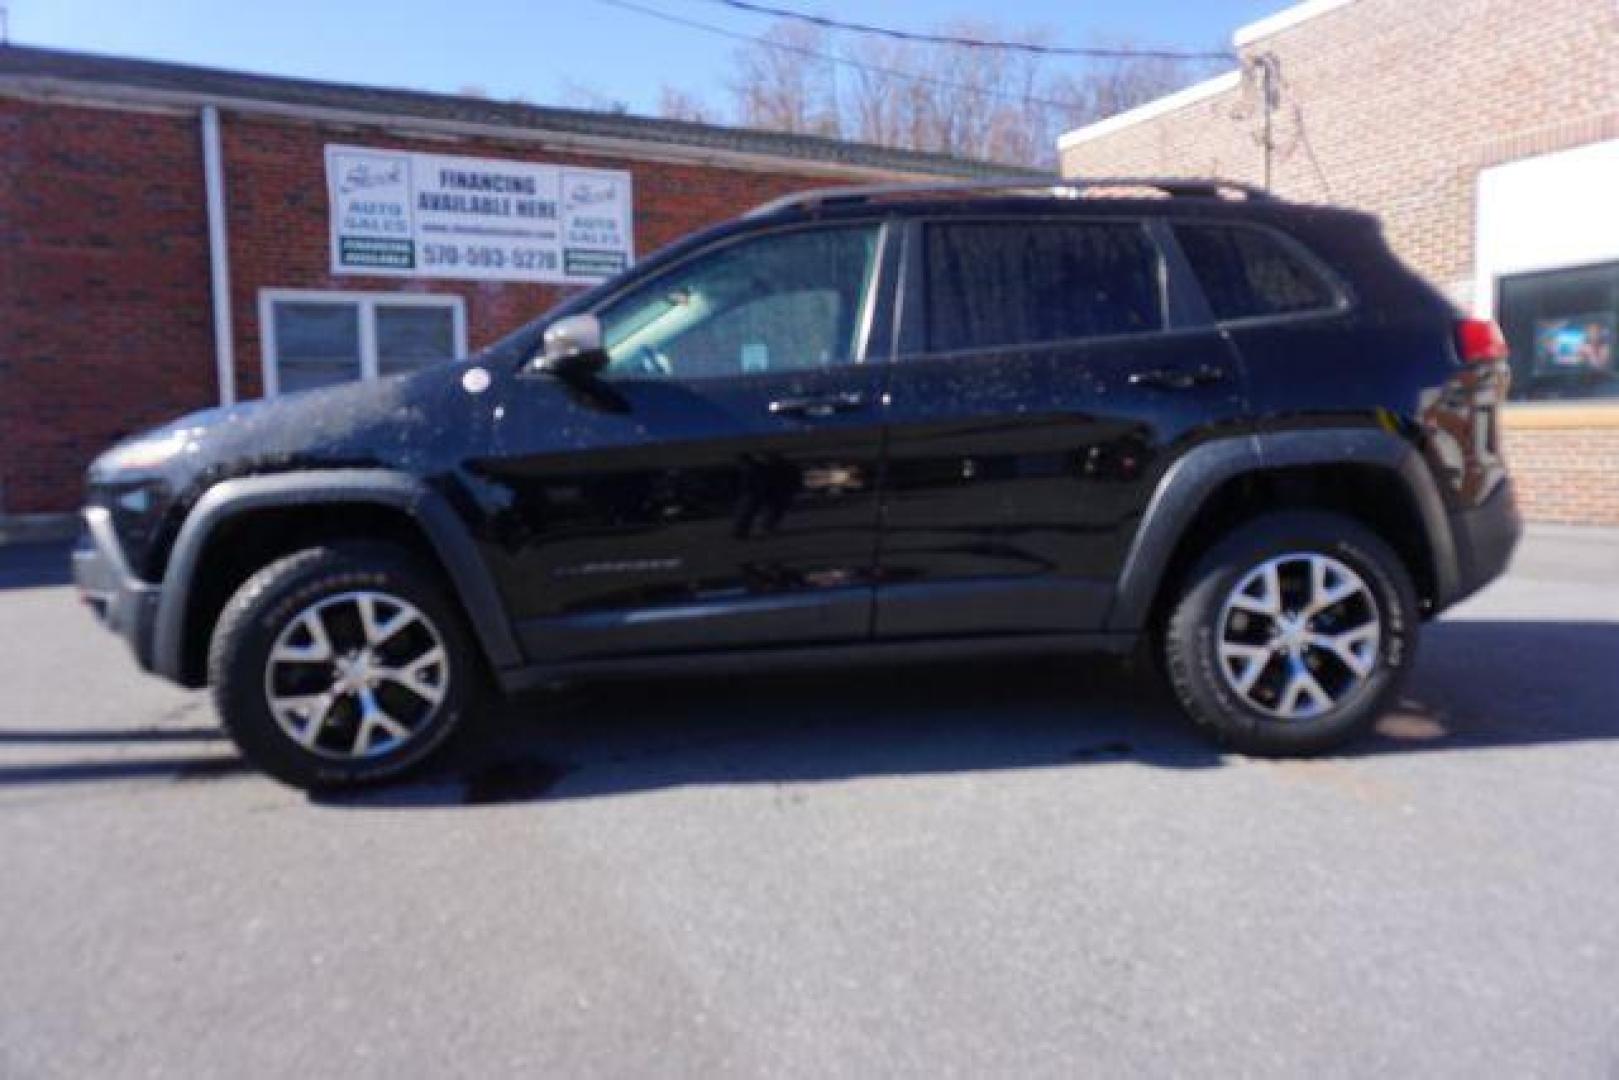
[1444,478,1522,610]
[73,507,162,672]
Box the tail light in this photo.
[1456,318,1508,363]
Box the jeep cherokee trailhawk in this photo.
[75,178,1521,789]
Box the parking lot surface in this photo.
[1,529,1616,1076]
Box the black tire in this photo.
[1162,511,1418,756]
[208,543,478,790]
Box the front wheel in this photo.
[1162,511,1418,756]
[208,544,476,790]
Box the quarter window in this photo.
[923,221,1164,352]
[1174,223,1338,321]
[597,226,881,379]
[260,291,466,396]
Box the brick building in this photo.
[1060,0,1619,525]
[0,45,1009,524]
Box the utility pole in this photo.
[1,5,10,45]
[1249,52,1282,192]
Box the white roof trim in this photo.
[0,75,948,182]
[1233,0,1357,47]
[1058,71,1240,150]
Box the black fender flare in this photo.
[1106,429,1458,632]
[151,470,522,682]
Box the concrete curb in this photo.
[1513,522,1619,581]
[1522,523,1619,545]
[0,513,78,546]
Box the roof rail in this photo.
[746,176,1273,218]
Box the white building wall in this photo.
[1474,139,1619,317]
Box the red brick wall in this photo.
[0,98,868,513]
[0,101,16,509]
[0,99,215,514]
[219,114,851,400]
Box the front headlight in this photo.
[81,469,176,581]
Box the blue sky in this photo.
[8,0,1284,116]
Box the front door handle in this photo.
[768,391,867,418]
[1128,365,1228,391]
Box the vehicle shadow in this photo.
[0,727,225,744]
[0,725,242,786]
[0,619,1609,795]
[0,757,246,785]
[313,619,1619,809]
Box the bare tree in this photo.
[832,22,1057,164]
[556,79,630,115]
[1048,53,1203,131]
[729,22,840,136]
[842,36,909,147]
[717,18,1219,167]
[658,85,717,125]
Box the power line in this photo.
[595,0,1091,115]
[692,0,1232,62]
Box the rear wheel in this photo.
[1162,511,1418,755]
[209,544,475,789]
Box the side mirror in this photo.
[538,314,609,378]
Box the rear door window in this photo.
[1174,222,1339,322]
[924,221,1164,352]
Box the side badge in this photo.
[462,366,492,394]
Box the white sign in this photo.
[325,144,634,284]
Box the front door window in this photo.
[595,226,882,380]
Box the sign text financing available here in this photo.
[326,144,634,284]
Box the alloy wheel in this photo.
[263,590,450,759]
[1215,553,1381,720]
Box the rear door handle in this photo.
[1128,365,1228,391]
[768,391,867,418]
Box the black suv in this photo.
[74,178,1520,789]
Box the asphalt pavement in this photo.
[0,528,1616,1077]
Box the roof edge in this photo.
[1058,71,1241,150]
[0,75,958,181]
[0,43,1029,181]
[1232,0,1358,48]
